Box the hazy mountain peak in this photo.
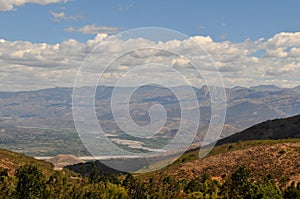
[293,85,300,91]
[249,84,282,91]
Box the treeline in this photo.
[0,164,299,199]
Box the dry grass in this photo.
[140,139,300,185]
[0,148,54,176]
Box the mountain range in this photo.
[0,85,299,156]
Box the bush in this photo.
[15,164,45,199]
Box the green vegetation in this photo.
[15,164,45,199]
[0,139,300,198]
[0,163,128,199]
[0,163,299,198]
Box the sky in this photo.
[1,0,300,91]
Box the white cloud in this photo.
[1,31,300,91]
[65,24,122,35]
[50,11,82,22]
[265,48,288,58]
[117,4,133,11]
[266,32,300,49]
[289,47,300,57]
[0,0,68,11]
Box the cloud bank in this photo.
[0,0,67,11]
[0,32,300,91]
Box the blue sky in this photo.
[1,0,300,91]
[1,0,300,43]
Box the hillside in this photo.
[140,139,300,185]
[217,114,300,145]
[0,148,54,176]
[1,116,300,198]
[136,114,300,185]
[66,114,300,180]
[139,114,300,183]
[66,160,126,177]
[1,140,299,198]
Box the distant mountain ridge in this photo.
[0,85,300,156]
[249,84,282,91]
[0,85,299,130]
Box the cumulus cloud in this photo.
[1,32,300,91]
[65,24,122,35]
[289,47,300,57]
[266,32,300,48]
[263,32,300,57]
[0,0,67,11]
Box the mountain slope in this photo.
[140,139,300,185]
[139,115,300,184]
[217,114,300,145]
[0,148,54,175]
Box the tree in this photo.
[251,182,283,199]
[89,163,100,183]
[15,164,45,199]
[0,167,15,199]
[123,173,147,199]
[185,179,201,193]
[283,182,300,199]
[223,166,253,199]
[0,167,8,182]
